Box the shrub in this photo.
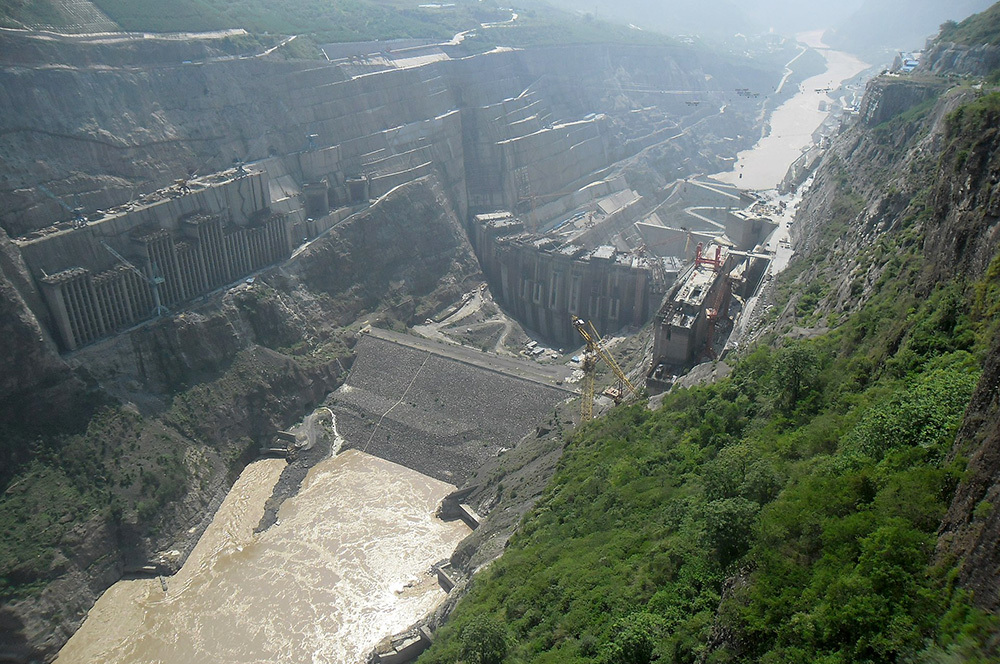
[601,613,665,664]
[459,615,510,664]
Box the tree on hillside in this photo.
[769,342,819,413]
[601,613,665,664]
[459,615,510,664]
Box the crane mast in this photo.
[573,316,639,421]
[38,184,86,228]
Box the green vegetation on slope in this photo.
[78,0,672,47]
[92,0,228,31]
[422,345,988,662]
[93,0,455,40]
[0,339,342,601]
[939,3,1000,46]
[418,98,1000,664]
[0,407,189,599]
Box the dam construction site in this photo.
[6,1,1000,662]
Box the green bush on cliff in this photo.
[0,464,99,598]
[419,96,1000,661]
[459,615,512,664]
[420,284,989,663]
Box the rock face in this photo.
[0,33,777,237]
[937,330,1000,612]
[857,76,945,127]
[788,64,1000,619]
[0,227,97,480]
[791,77,971,321]
[921,41,1000,77]
[924,98,1000,283]
[291,175,477,324]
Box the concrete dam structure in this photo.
[466,173,777,348]
[635,177,777,258]
[471,211,667,347]
[329,328,573,483]
[20,169,292,349]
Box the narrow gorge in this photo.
[3,2,1000,663]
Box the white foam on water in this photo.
[57,450,470,664]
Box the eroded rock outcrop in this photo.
[921,41,1000,77]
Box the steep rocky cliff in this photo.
[922,40,1000,76]
[778,36,1000,642]
[0,23,803,661]
[938,329,1000,613]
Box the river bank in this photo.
[713,30,871,191]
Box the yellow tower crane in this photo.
[573,316,640,421]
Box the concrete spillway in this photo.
[330,329,573,484]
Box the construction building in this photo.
[20,169,293,350]
[651,243,734,368]
[648,240,770,389]
[470,212,674,347]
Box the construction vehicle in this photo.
[100,241,168,317]
[573,316,640,421]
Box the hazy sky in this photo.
[547,0,995,53]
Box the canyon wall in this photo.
[788,62,1000,623]
[0,30,796,661]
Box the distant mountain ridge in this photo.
[824,0,996,58]
[547,0,994,59]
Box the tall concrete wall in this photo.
[472,214,657,347]
[18,170,292,349]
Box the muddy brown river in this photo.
[56,450,470,664]
[713,30,870,191]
